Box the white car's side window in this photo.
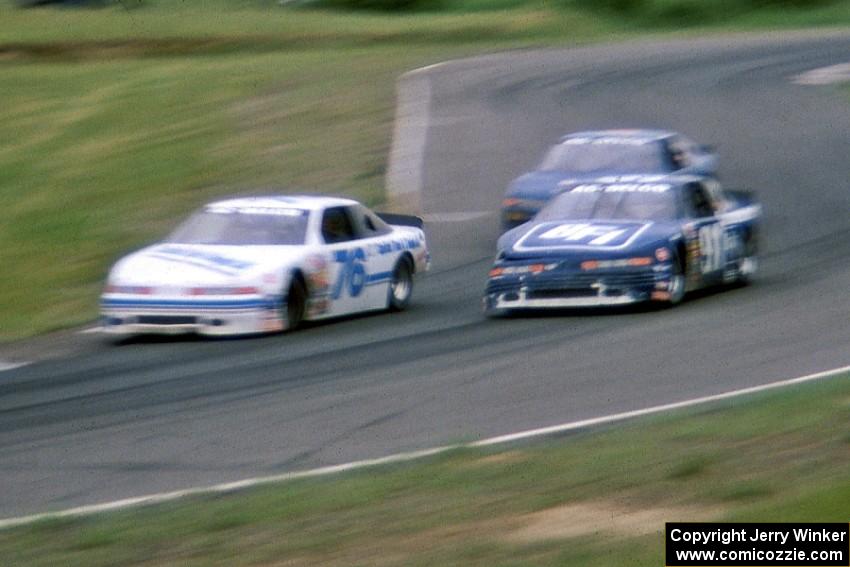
[321,207,356,244]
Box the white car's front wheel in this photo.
[387,258,413,311]
[285,277,306,331]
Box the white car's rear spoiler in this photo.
[377,213,424,229]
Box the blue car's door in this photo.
[682,182,727,284]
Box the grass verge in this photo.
[2,2,850,339]
[0,47,440,338]
[2,372,848,566]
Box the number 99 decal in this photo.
[698,223,723,274]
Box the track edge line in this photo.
[1,364,848,530]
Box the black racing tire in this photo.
[103,332,133,346]
[387,257,414,311]
[735,256,758,286]
[735,231,759,286]
[285,277,307,331]
[482,295,510,318]
[665,253,686,306]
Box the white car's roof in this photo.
[205,195,359,212]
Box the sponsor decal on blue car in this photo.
[514,221,652,251]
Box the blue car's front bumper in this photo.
[483,264,675,311]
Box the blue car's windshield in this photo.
[536,185,679,222]
[539,140,665,174]
[168,208,309,245]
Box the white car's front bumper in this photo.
[100,295,283,336]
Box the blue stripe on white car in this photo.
[101,298,273,310]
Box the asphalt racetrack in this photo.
[2,33,850,519]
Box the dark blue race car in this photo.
[484,175,760,314]
[501,129,717,230]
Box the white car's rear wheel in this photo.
[388,258,413,311]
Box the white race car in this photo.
[101,196,429,336]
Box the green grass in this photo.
[1,373,848,566]
[569,0,850,27]
[0,4,616,341]
[2,2,850,340]
[0,2,614,46]
[0,49,425,337]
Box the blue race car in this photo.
[484,174,760,314]
[501,129,717,230]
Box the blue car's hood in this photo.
[506,171,612,201]
[498,219,680,259]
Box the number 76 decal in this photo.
[332,248,367,299]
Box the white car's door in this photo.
[319,206,367,317]
[347,205,399,310]
[318,205,409,316]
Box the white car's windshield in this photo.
[168,208,309,245]
[539,140,664,173]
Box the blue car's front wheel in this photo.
[482,294,509,318]
[665,255,686,306]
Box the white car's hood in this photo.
[110,243,305,287]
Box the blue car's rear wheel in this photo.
[735,230,759,285]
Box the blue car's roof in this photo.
[570,173,708,186]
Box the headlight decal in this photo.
[580,257,653,270]
[489,263,557,278]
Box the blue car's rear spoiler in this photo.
[377,213,424,229]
